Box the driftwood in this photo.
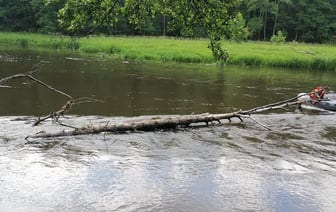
[28,97,301,139]
[0,73,72,99]
[1,64,303,139]
[0,61,72,99]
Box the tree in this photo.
[241,0,336,43]
[243,0,271,40]
[227,12,249,42]
[30,0,66,33]
[277,0,334,43]
[56,0,241,62]
[0,0,38,31]
[0,0,65,33]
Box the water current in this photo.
[0,49,336,211]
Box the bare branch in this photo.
[28,60,50,75]
[33,97,103,126]
[0,67,72,99]
[33,99,75,126]
[26,75,73,99]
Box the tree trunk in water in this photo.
[28,96,301,139]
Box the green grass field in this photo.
[1,32,336,70]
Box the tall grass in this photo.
[1,32,336,70]
[0,32,79,50]
[226,41,336,70]
[78,36,213,63]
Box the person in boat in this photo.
[309,85,327,101]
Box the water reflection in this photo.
[1,49,336,116]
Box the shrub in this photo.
[270,31,286,44]
[17,39,29,48]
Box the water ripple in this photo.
[1,114,336,211]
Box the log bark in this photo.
[1,67,303,139]
[29,97,301,139]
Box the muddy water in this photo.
[2,49,336,116]
[1,49,336,211]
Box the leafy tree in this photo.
[277,0,335,43]
[227,12,249,42]
[0,0,38,31]
[56,0,241,62]
[270,0,292,36]
[31,0,66,33]
[243,0,271,40]
[241,0,336,43]
[0,0,65,33]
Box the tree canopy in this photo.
[241,0,336,42]
[0,0,335,60]
[55,0,242,62]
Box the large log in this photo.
[0,68,302,139]
[29,98,300,139]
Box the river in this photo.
[1,49,336,211]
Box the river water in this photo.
[1,49,336,211]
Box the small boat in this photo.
[297,86,336,113]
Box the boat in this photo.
[297,86,336,113]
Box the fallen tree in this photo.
[28,96,301,139]
[0,65,302,139]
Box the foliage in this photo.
[2,32,336,71]
[1,0,336,47]
[55,0,241,62]
[227,12,249,42]
[0,0,37,31]
[270,30,286,43]
[33,0,66,33]
[240,0,335,43]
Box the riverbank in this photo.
[1,32,336,70]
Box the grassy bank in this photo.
[1,32,336,70]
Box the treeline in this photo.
[0,0,335,43]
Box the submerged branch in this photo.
[0,70,72,99]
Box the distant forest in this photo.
[1,0,335,43]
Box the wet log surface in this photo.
[29,98,300,138]
[0,67,304,139]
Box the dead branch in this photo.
[29,96,301,138]
[0,64,104,127]
[28,60,50,74]
[33,99,75,126]
[33,97,103,126]
[0,73,72,99]
[240,96,301,115]
[242,115,272,130]
[1,64,302,139]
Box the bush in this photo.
[270,31,286,44]
[17,39,29,48]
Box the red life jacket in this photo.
[309,86,326,100]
